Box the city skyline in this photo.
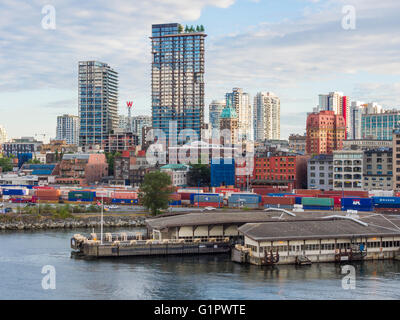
[1,0,400,141]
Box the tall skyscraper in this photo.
[56,114,80,145]
[0,125,8,144]
[78,61,118,147]
[253,92,280,141]
[209,100,226,131]
[318,92,350,135]
[226,88,252,141]
[151,23,206,145]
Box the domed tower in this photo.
[219,100,238,145]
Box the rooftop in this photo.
[238,216,400,241]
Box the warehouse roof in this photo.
[146,210,339,230]
[238,217,400,241]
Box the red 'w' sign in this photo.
[126,101,133,108]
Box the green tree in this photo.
[178,24,184,33]
[139,171,173,215]
[0,157,13,172]
[187,164,210,187]
[105,151,121,176]
[27,158,41,164]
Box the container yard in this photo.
[2,185,400,213]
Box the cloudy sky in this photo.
[1,0,400,141]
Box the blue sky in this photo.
[1,0,400,141]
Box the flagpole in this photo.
[100,195,104,244]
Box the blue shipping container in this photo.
[229,194,261,204]
[3,189,25,196]
[111,198,138,204]
[190,193,221,204]
[373,197,400,208]
[295,197,302,205]
[341,198,373,211]
[169,200,182,206]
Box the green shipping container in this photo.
[301,197,333,207]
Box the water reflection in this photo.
[1,230,400,299]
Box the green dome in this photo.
[220,107,238,119]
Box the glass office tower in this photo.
[78,61,118,147]
[151,23,206,145]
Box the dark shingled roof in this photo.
[238,217,400,241]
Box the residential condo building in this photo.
[78,61,119,147]
[56,114,80,145]
[151,23,206,146]
[226,88,252,142]
[253,92,280,141]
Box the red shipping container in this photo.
[295,189,321,196]
[262,196,295,205]
[194,202,220,208]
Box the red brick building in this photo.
[251,152,309,192]
[55,153,108,185]
[306,110,346,155]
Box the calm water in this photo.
[1,229,400,300]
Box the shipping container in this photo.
[111,198,138,204]
[68,191,95,202]
[262,196,295,205]
[169,200,182,206]
[302,205,333,211]
[191,194,222,204]
[2,188,28,196]
[341,198,373,212]
[193,202,221,208]
[295,189,322,196]
[372,196,400,208]
[301,197,334,207]
[228,193,262,204]
[369,190,394,197]
[112,191,138,200]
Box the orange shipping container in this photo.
[113,192,138,200]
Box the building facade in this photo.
[253,92,280,141]
[209,100,225,131]
[252,152,309,191]
[333,150,363,190]
[306,110,346,155]
[307,154,333,190]
[56,114,80,145]
[56,153,108,185]
[318,92,349,135]
[219,104,239,145]
[363,148,393,191]
[160,163,190,187]
[392,129,400,191]
[0,125,8,145]
[151,23,206,145]
[362,110,400,141]
[288,133,306,154]
[78,61,118,147]
[226,88,252,142]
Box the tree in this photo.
[0,157,13,172]
[27,158,41,164]
[139,171,173,215]
[178,24,184,33]
[187,164,210,187]
[200,25,204,32]
[105,151,121,176]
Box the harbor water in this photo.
[1,229,400,299]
